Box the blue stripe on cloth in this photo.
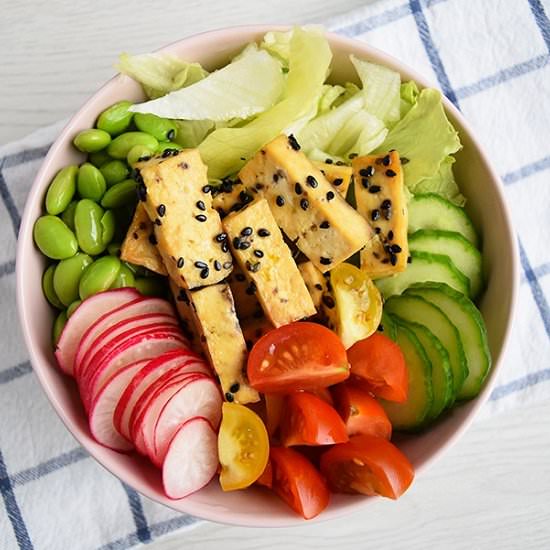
[0,259,16,278]
[455,54,550,101]
[0,361,32,385]
[503,155,550,185]
[121,483,151,545]
[490,367,550,400]
[533,261,550,279]
[409,0,460,107]
[0,449,34,550]
[1,144,52,170]
[519,239,550,339]
[9,447,88,487]
[0,168,21,236]
[527,0,550,54]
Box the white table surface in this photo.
[2,1,550,549]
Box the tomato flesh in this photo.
[347,332,408,402]
[281,392,348,447]
[270,446,330,519]
[332,382,392,439]
[247,322,349,393]
[320,435,414,499]
[256,460,273,489]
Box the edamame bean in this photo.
[134,276,166,297]
[107,132,158,160]
[101,210,115,247]
[73,129,111,153]
[88,150,111,167]
[33,215,78,260]
[74,199,107,255]
[60,200,78,231]
[79,256,121,300]
[52,310,68,345]
[96,101,134,136]
[67,300,82,318]
[100,160,129,187]
[77,163,106,201]
[111,263,135,289]
[53,252,93,306]
[157,141,183,155]
[42,264,64,309]
[134,113,177,142]
[45,165,78,215]
[127,145,155,166]
[107,242,121,257]
[101,179,137,209]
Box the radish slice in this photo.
[162,417,218,499]
[88,361,148,452]
[75,297,178,378]
[55,288,139,375]
[153,376,222,465]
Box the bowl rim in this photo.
[16,24,519,527]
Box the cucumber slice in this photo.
[375,251,470,299]
[409,229,483,299]
[379,322,433,431]
[384,294,468,396]
[406,282,491,400]
[408,193,479,247]
[381,311,397,341]
[387,314,454,418]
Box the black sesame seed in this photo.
[214,260,221,271]
[138,155,151,162]
[177,289,189,304]
[215,232,227,243]
[320,221,330,229]
[255,183,265,191]
[300,198,309,211]
[377,324,384,332]
[235,273,246,282]
[388,230,394,241]
[314,283,323,291]
[195,214,207,222]
[320,257,332,265]
[361,178,370,188]
[229,383,240,393]
[381,199,392,210]
[288,134,301,150]
[221,240,229,253]
[196,200,206,211]
[194,261,207,269]
[239,241,251,250]
[368,185,381,194]
[223,261,233,269]
[407,256,412,264]
[371,209,381,221]
[177,257,184,268]
[200,267,210,279]
[245,282,257,295]
[332,178,343,187]
[359,168,369,177]
[325,158,334,164]
[384,209,392,221]
[179,161,189,169]
[382,258,390,264]
[306,175,318,188]
[276,195,285,207]
[154,218,162,226]
[258,228,270,237]
[326,191,335,201]
[241,227,253,237]
[389,253,398,266]
[382,155,391,166]
[221,179,233,193]
[232,237,241,248]
[225,392,234,402]
[254,249,264,258]
[157,204,166,217]
[202,185,211,193]
[385,169,397,177]
[348,152,358,159]
[391,244,402,253]
[295,182,303,195]
[137,183,147,201]
[132,232,138,240]
[335,160,346,166]
[148,233,157,245]
[401,157,410,165]
[246,261,261,273]
[322,295,335,309]
[374,227,381,234]
[273,173,279,183]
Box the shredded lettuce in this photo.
[318,84,346,114]
[130,46,284,121]
[414,156,465,206]
[350,56,400,126]
[400,81,420,118]
[260,30,293,67]
[117,53,207,99]
[333,82,361,108]
[173,120,214,148]
[329,110,386,157]
[376,88,461,190]
[198,27,332,180]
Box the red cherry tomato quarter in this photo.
[320,435,414,499]
[347,333,408,402]
[270,446,330,519]
[247,322,349,394]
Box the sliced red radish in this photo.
[152,376,222,465]
[74,297,178,378]
[162,417,218,499]
[88,360,148,452]
[55,288,139,375]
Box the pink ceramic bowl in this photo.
[16,26,518,526]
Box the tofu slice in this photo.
[120,203,167,275]
[298,261,328,310]
[352,151,408,278]
[238,135,372,272]
[222,199,316,327]
[136,150,232,289]
[186,283,259,404]
[226,264,263,321]
[211,181,259,217]
[168,280,201,353]
[312,161,353,198]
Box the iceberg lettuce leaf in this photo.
[414,156,465,206]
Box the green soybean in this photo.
[134,113,177,142]
[45,165,78,215]
[111,263,135,289]
[60,200,78,231]
[42,264,64,309]
[157,141,183,155]
[53,252,93,306]
[100,210,116,247]
[96,101,134,136]
[107,242,122,257]
[79,256,121,300]
[88,150,111,167]
[134,276,166,297]
[101,179,137,209]
[73,129,111,153]
[74,199,107,255]
[100,160,129,187]
[67,300,82,318]
[127,145,155,166]
[52,310,68,345]
[107,132,158,160]
[77,163,106,201]
[33,215,78,260]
